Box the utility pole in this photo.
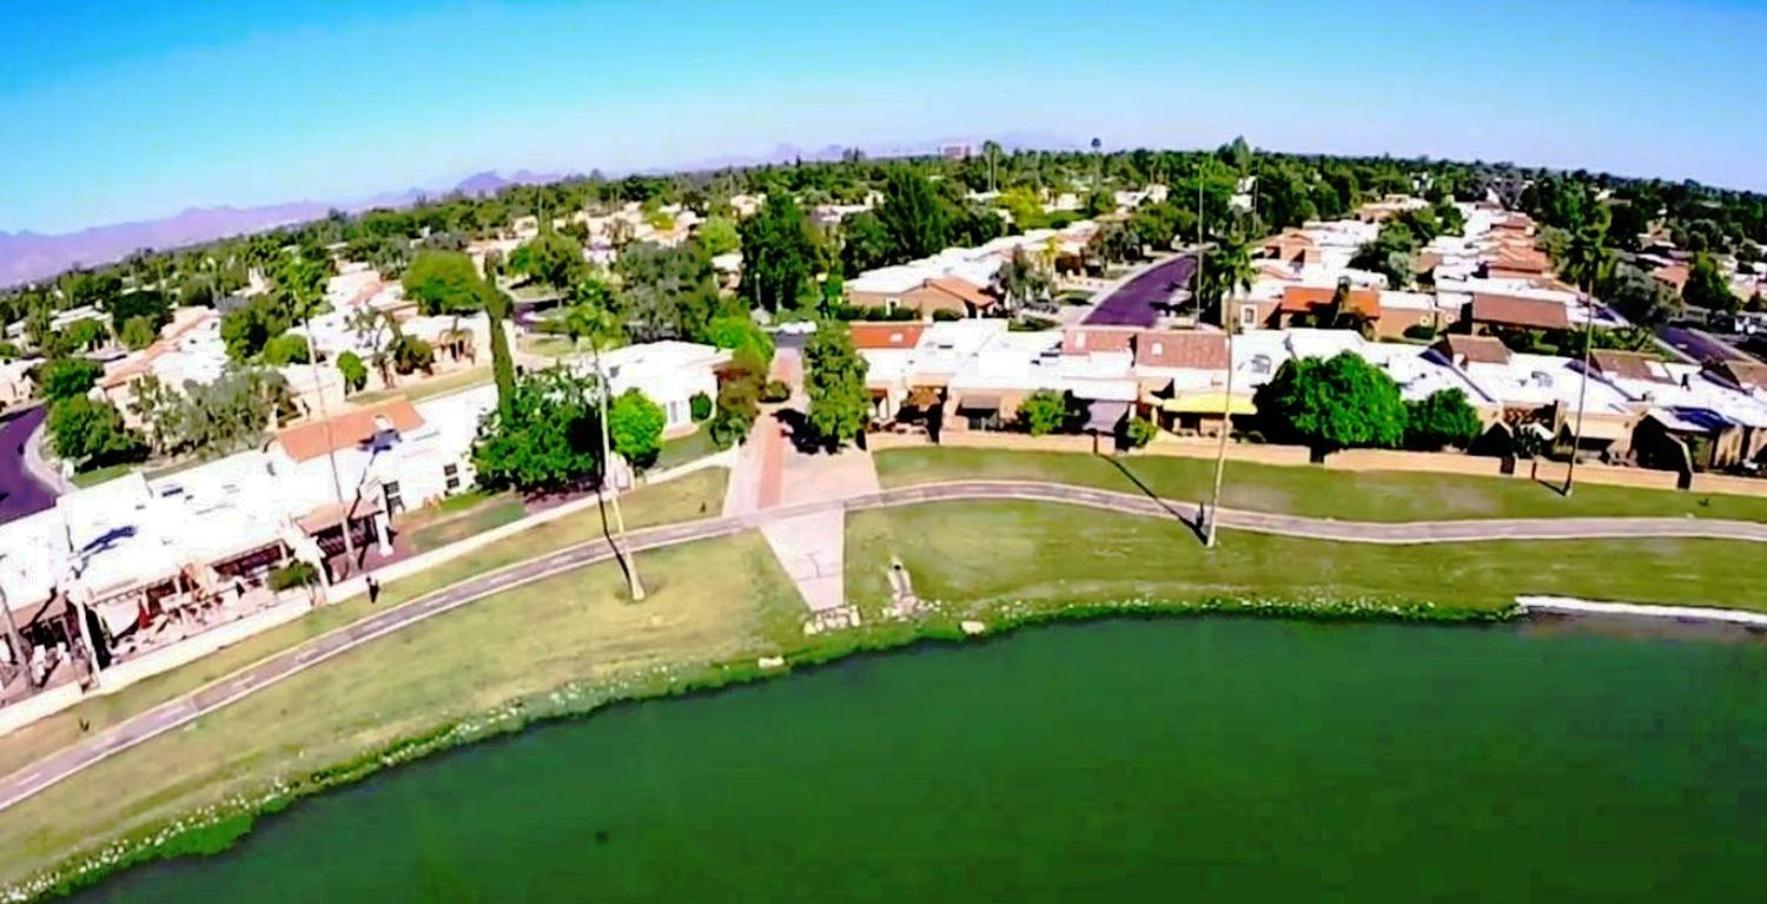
[305,308,357,580]
[1205,281,1235,548]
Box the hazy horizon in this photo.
[5,0,1766,235]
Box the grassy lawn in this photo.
[874,447,1767,523]
[68,462,134,488]
[401,494,527,553]
[349,365,492,406]
[0,467,729,783]
[654,426,718,472]
[845,500,1767,616]
[0,532,804,890]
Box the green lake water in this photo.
[77,617,1765,902]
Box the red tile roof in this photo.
[1061,326,1138,355]
[1706,357,1767,391]
[849,323,927,350]
[1279,285,1381,318]
[1133,331,1229,370]
[276,399,425,462]
[1468,293,1571,331]
[924,276,997,309]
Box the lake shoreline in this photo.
[11,594,1758,902]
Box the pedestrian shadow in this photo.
[1098,453,1208,544]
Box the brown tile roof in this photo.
[924,276,997,309]
[1133,331,1229,370]
[1589,350,1666,383]
[1706,357,1767,391]
[99,310,216,390]
[1652,264,1689,292]
[849,323,927,350]
[276,399,425,462]
[1436,334,1512,366]
[1279,285,1381,318]
[1411,251,1443,274]
[1061,326,1138,355]
[1487,247,1549,274]
[1468,293,1571,331]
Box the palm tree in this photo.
[1560,220,1616,496]
[1090,137,1104,197]
[983,140,1003,194]
[562,291,646,601]
[1202,232,1255,548]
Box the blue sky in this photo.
[3,0,1765,234]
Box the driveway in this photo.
[0,406,57,525]
[1084,254,1197,327]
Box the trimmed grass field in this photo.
[0,533,804,890]
[6,490,1765,891]
[874,447,1767,523]
[0,467,729,783]
[844,499,1767,615]
[67,462,134,489]
[655,427,719,472]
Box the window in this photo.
[1250,354,1273,375]
[1151,341,1164,357]
[1075,332,1087,349]
[443,464,460,493]
[885,297,900,313]
[384,481,403,515]
[1240,305,1258,327]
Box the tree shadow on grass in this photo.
[1097,453,1208,544]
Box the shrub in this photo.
[393,335,435,375]
[119,316,159,351]
[689,391,713,422]
[1123,416,1159,449]
[0,341,18,360]
[1016,389,1072,436]
[268,561,319,591]
[710,377,760,448]
[1402,323,1438,342]
[261,333,311,366]
[759,379,791,403]
[337,350,368,393]
[49,395,144,466]
[608,388,665,473]
[1403,388,1483,451]
[39,357,104,401]
[931,308,963,322]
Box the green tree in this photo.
[1349,222,1417,289]
[608,388,666,472]
[39,357,103,401]
[802,321,870,448]
[875,167,952,263]
[108,289,172,336]
[1684,252,1739,313]
[838,211,895,277]
[48,396,143,468]
[119,315,159,351]
[615,241,722,341]
[1252,352,1408,455]
[220,297,292,361]
[695,216,740,256]
[738,193,821,311]
[261,333,311,366]
[402,250,493,316]
[59,318,108,352]
[336,350,368,394]
[472,367,602,492]
[509,227,587,292]
[1403,388,1482,451]
[1016,389,1073,436]
[705,314,775,367]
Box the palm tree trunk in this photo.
[1563,294,1598,496]
[593,344,645,601]
[306,314,357,579]
[1205,292,1235,548]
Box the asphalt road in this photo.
[1084,255,1197,327]
[4,479,1764,813]
[0,406,56,525]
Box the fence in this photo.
[869,431,1767,499]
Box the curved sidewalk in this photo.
[4,479,1765,814]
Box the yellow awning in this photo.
[1160,393,1256,415]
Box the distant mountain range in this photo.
[0,132,1079,288]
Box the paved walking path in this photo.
[4,478,1766,814]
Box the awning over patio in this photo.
[297,496,385,534]
[1160,392,1257,416]
[955,394,1001,412]
[1084,400,1131,433]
